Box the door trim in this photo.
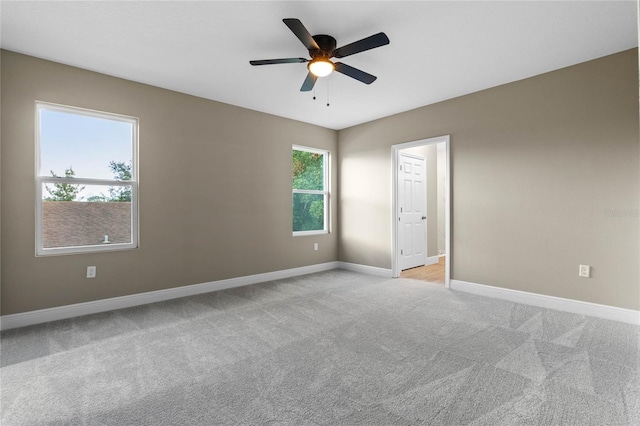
[391,135,451,288]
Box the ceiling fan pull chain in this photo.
[313,85,316,100]
[326,80,330,107]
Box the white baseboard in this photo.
[425,256,439,266]
[450,279,640,325]
[337,262,393,278]
[11,263,632,330]
[0,262,340,331]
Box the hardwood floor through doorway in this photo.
[400,256,445,284]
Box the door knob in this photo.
[422,216,426,220]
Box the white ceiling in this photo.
[1,1,637,130]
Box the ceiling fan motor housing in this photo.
[310,34,337,59]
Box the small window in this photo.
[292,146,329,235]
[35,102,138,255]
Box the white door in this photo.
[398,153,427,270]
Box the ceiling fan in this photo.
[250,18,390,92]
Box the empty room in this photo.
[1,1,638,425]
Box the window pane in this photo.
[292,150,324,190]
[41,184,132,248]
[293,193,324,232]
[42,183,132,203]
[39,108,133,180]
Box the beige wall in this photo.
[338,49,639,310]
[2,49,638,315]
[1,50,338,315]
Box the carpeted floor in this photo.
[1,270,638,425]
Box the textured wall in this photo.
[2,49,638,315]
[1,50,338,315]
[338,49,639,310]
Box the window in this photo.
[292,146,329,235]
[36,102,138,255]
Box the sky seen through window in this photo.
[39,108,133,200]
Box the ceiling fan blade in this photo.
[250,58,308,66]
[334,62,377,84]
[300,72,317,91]
[283,18,320,51]
[332,32,390,58]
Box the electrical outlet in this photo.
[314,243,319,251]
[86,266,96,279]
[579,264,590,278]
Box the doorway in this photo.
[392,135,450,288]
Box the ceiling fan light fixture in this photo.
[308,58,335,77]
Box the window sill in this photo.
[36,243,138,257]
[292,230,329,237]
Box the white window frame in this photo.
[35,101,139,256]
[292,145,330,236]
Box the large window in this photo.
[292,146,329,235]
[36,102,138,255]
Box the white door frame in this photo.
[391,135,451,288]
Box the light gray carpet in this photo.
[1,270,638,425]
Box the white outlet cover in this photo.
[579,264,590,278]
[87,266,96,278]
